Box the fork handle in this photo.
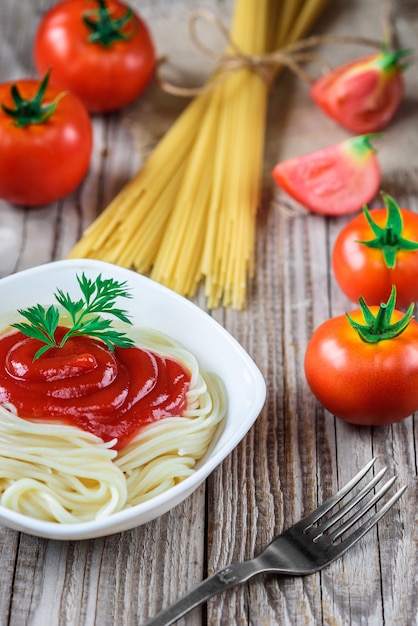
[142,560,259,626]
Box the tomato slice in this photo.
[271,135,381,216]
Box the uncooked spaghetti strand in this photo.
[118,161,187,270]
[69,91,211,259]
[216,79,246,297]
[202,0,269,303]
[171,168,213,297]
[227,0,272,306]
[150,85,222,288]
[277,0,306,47]
[199,82,233,283]
[283,0,333,46]
[230,76,265,305]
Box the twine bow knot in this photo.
[157,8,384,96]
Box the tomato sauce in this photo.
[0,327,190,449]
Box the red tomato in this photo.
[272,135,381,216]
[34,0,156,113]
[304,290,418,426]
[310,49,411,133]
[332,194,418,308]
[0,74,92,206]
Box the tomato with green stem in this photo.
[272,134,381,216]
[0,71,92,206]
[304,287,418,425]
[332,194,418,308]
[34,0,156,113]
[310,48,411,133]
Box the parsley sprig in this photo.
[12,273,135,360]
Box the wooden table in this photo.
[1,1,417,624]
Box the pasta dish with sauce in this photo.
[0,325,227,524]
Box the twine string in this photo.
[156,7,396,97]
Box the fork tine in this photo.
[326,484,408,559]
[300,457,377,530]
[326,476,398,542]
[313,466,388,536]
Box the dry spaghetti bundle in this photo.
[69,0,331,308]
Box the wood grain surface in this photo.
[0,0,417,624]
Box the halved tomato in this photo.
[310,49,411,133]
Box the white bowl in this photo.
[0,259,266,540]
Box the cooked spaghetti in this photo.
[0,328,227,523]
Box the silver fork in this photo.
[143,457,407,626]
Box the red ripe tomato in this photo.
[34,0,156,113]
[310,49,411,133]
[272,134,381,216]
[304,289,418,426]
[0,73,92,206]
[332,194,418,309]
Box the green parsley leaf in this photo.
[11,273,135,359]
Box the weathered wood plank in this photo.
[0,0,417,624]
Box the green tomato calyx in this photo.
[375,47,413,74]
[358,193,418,268]
[346,134,381,161]
[1,70,65,128]
[83,0,135,47]
[347,286,414,343]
